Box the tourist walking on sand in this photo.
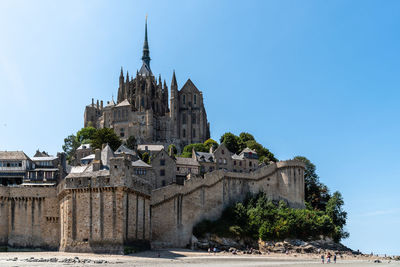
[321,254,325,264]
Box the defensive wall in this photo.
[0,185,59,250]
[150,160,305,248]
[0,158,305,252]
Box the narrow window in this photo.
[183,95,186,104]
[182,113,186,124]
[160,169,165,176]
[192,129,196,138]
[160,159,165,166]
[194,94,197,105]
[183,129,186,138]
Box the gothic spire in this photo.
[142,16,151,68]
[171,70,177,87]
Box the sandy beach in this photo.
[0,249,398,267]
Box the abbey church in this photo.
[84,19,210,148]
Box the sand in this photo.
[0,249,398,266]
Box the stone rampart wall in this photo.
[150,160,305,248]
[0,186,59,249]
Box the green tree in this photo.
[140,152,150,164]
[180,143,208,158]
[204,138,219,151]
[168,144,178,156]
[220,132,240,154]
[326,191,349,242]
[76,127,97,144]
[125,136,137,150]
[238,132,255,152]
[91,128,122,151]
[293,156,330,211]
[62,134,80,163]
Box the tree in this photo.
[62,134,80,163]
[76,127,97,144]
[125,136,137,150]
[204,138,218,151]
[238,132,255,152]
[220,132,240,154]
[168,144,177,156]
[91,128,122,151]
[181,143,208,158]
[141,152,150,164]
[326,191,348,241]
[293,156,330,211]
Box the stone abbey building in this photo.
[84,19,210,148]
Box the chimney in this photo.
[101,100,103,109]
[96,100,99,109]
[92,98,94,107]
[93,149,101,171]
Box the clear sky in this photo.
[1,0,400,255]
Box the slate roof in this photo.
[81,154,95,161]
[0,151,30,160]
[132,159,151,168]
[195,151,214,163]
[70,165,90,174]
[105,99,116,107]
[139,63,152,76]
[31,156,58,161]
[175,157,200,166]
[115,145,136,156]
[180,79,200,93]
[116,99,130,107]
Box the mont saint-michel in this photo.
[1,1,399,265]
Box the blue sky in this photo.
[1,0,400,255]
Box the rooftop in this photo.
[0,151,30,160]
[176,157,200,166]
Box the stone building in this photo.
[0,151,66,186]
[0,151,32,185]
[84,19,210,149]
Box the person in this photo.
[333,254,337,264]
[321,254,325,264]
[318,248,321,254]
[208,247,211,254]
[327,252,331,263]
[213,247,217,255]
